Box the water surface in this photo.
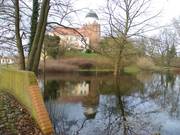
[40,72,180,135]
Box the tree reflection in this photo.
[42,72,180,135]
[142,72,180,118]
[44,80,60,100]
[98,73,180,135]
[46,99,87,135]
[165,72,176,89]
[98,75,146,135]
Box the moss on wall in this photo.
[0,68,37,115]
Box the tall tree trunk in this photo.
[113,42,125,76]
[27,0,49,71]
[113,53,123,76]
[32,3,49,73]
[29,0,39,54]
[15,0,25,70]
[114,58,120,76]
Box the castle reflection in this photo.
[42,72,143,120]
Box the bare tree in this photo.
[143,28,177,66]
[158,28,177,66]
[0,0,18,57]
[15,0,26,69]
[100,0,159,75]
[0,0,50,71]
[0,0,81,73]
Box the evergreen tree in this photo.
[166,44,176,66]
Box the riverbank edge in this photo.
[40,64,180,75]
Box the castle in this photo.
[51,10,100,50]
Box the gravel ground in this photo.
[0,92,44,135]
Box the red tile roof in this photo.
[53,27,88,37]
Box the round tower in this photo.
[84,10,100,47]
[85,10,99,24]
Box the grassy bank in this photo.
[40,51,113,73]
[40,51,180,74]
[124,65,141,74]
[63,51,99,58]
[0,64,18,69]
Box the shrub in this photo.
[85,49,92,53]
[44,35,60,59]
[79,63,93,69]
[136,57,155,70]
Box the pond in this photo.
[40,72,180,135]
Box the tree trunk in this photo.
[113,43,125,76]
[32,3,49,73]
[15,0,25,70]
[113,55,123,76]
[27,0,49,71]
[28,0,39,54]
[114,59,120,76]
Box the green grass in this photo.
[62,51,113,70]
[64,51,98,58]
[0,64,18,69]
[124,65,141,74]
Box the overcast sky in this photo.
[74,0,180,26]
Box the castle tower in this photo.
[84,10,100,47]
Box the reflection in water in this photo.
[82,80,99,120]
[44,80,60,100]
[40,72,180,135]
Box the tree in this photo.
[28,0,39,54]
[15,0,26,70]
[139,28,177,66]
[98,37,139,68]
[0,1,21,61]
[151,29,177,66]
[166,44,176,66]
[44,35,60,59]
[27,0,50,73]
[0,0,49,72]
[159,28,177,66]
[99,0,159,76]
[0,0,76,73]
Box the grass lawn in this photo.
[64,51,99,58]
[124,65,141,74]
[61,51,113,70]
[0,64,18,69]
[46,50,180,73]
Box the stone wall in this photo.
[0,68,53,135]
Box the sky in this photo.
[155,0,180,24]
[74,0,180,27]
